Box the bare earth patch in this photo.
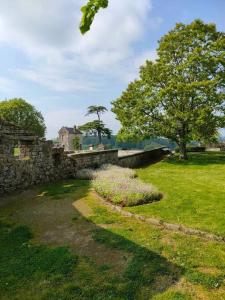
[0,186,130,274]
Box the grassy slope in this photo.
[127,152,225,236]
[0,171,225,299]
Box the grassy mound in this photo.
[76,164,162,207]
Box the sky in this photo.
[0,0,225,139]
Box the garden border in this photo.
[93,192,225,243]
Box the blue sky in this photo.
[0,0,224,138]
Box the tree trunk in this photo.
[98,130,102,145]
[179,141,188,160]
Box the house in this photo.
[58,126,83,151]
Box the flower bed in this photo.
[76,164,162,207]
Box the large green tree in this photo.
[0,98,46,137]
[80,0,108,34]
[79,120,111,144]
[112,20,225,159]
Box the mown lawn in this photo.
[0,162,225,299]
[127,152,225,237]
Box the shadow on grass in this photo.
[91,226,183,299]
[0,179,184,300]
[166,152,225,166]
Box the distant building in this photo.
[58,126,83,151]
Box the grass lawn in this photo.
[0,177,225,299]
[127,152,225,237]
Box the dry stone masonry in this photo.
[0,118,167,195]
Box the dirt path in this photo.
[0,187,130,272]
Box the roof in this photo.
[59,126,82,135]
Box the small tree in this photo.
[0,98,46,137]
[79,120,111,145]
[112,20,225,159]
[84,105,109,144]
[72,136,80,151]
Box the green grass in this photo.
[38,180,90,199]
[0,166,225,299]
[127,152,225,236]
[0,220,78,300]
[88,197,225,299]
[88,206,124,224]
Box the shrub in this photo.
[77,164,162,207]
[76,168,98,180]
[175,146,206,153]
[76,164,137,180]
[93,177,162,207]
[186,146,206,152]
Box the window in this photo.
[14,147,21,157]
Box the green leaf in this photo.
[80,0,108,34]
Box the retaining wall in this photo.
[69,149,119,169]
[0,119,168,195]
[118,147,168,168]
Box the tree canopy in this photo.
[79,120,111,144]
[86,105,108,121]
[80,105,110,144]
[112,20,225,159]
[0,98,46,137]
[80,0,108,34]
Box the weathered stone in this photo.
[0,118,166,196]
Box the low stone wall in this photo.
[0,119,168,196]
[118,147,168,168]
[0,145,75,195]
[69,150,119,169]
[0,148,120,195]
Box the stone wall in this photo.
[69,150,119,169]
[0,119,120,195]
[0,140,76,194]
[0,119,168,195]
[0,148,119,195]
[0,119,73,194]
[118,147,168,168]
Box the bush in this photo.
[186,146,206,152]
[76,164,137,180]
[76,168,98,180]
[175,146,206,153]
[77,165,162,207]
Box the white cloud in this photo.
[76,1,152,65]
[0,0,81,54]
[0,76,16,94]
[0,0,163,137]
[0,0,159,91]
[44,109,120,139]
[16,68,98,92]
[121,49,158,83]
[135,50,158,66]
